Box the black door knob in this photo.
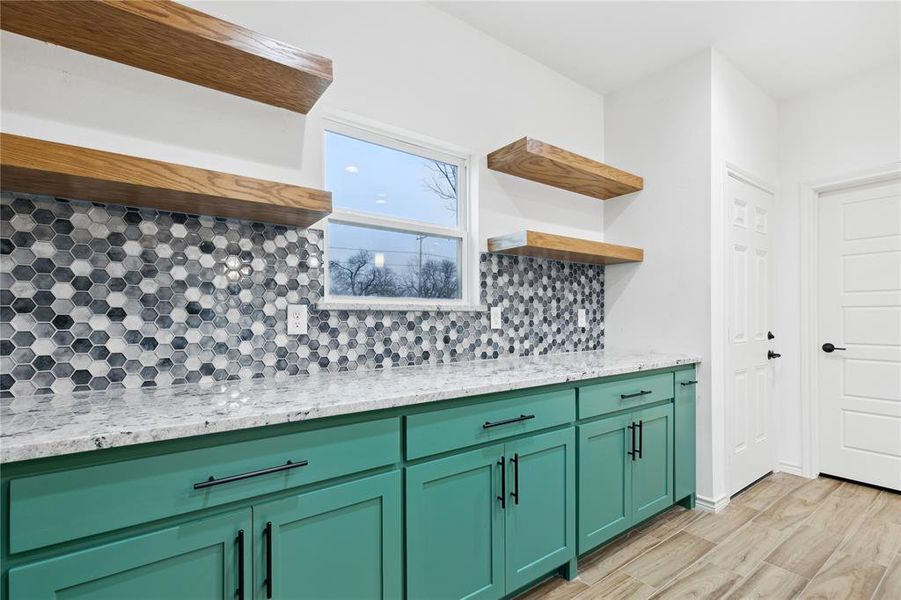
[767,350,782,360]
[822,343,846,353]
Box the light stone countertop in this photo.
[0,349,700,464]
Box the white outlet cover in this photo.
[490,306,502,330]
[578,308,587,328]
[287,304,308,335]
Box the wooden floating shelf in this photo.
[487,230,643,265]
[487,137,643,200]
[0,0,332,114]
[0,134,332,228]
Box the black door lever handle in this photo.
[767,350,782,360]
[822,343,846,353]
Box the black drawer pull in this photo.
[235,529,245,600]
[193,459,309,490]
[264,521,273,599]
[680,380,698,386]
[497,456,506,509]
[621,390,653,400]
[483,414,535,429]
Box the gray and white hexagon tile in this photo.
[0,192,604,399]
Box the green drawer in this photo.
[405,389,575,460]
[9,417,400,554]
[579,373,674,419]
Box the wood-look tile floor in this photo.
[517,473,901,600]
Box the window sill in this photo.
[314,300,488,313]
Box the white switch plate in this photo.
[490,306,503,330]
[577,308,587,328]
[287,304,308,335]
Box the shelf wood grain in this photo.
[487,231,643,265]
[487,137,643,200]
[0,134,332,228]
[0,0,332,114]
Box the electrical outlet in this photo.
[490,306,502,330]
[577,308,587,328]
[287,304,308,335]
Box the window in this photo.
[321,115,478,308]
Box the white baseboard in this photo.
[696,494,730,513]
[776,462,812,478]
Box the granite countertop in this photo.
[0,349,700,463]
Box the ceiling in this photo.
[434,1,900,100]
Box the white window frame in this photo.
[317,112,482,311]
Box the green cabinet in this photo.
[674,368,697,505]
[578,403,674,554]
[253,470,401,600]
[504,429,576,591]
[406,428,575,600]
[8,508,251,600]
[631,403,674,523]
[578,413,633,552]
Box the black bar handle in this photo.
[822,343,846,353]
[483,414,535,429]
[264,521,273,599]
[510,453,520,505]
[627,423,636,460]
[497,456,506,509]
[621,390,653,400]
[638,420,643,459]
[236,529,245,600]
[193,459,309,490]
[767,350,782,360]
[680,380,698,386]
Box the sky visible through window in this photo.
[325,131,462,299]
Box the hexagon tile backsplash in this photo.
[0,192,605,398]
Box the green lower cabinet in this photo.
[631,403,675,523]
[675,369,697,503]
[504,428,576,592]
[253,470,402,600]
[405,430,576,600]
[406,444,506,600]
[8,508,251,600]
[578,403,675,554]
[577,414,633,553]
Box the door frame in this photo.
[797,162,901,479]
[717,163,777,502]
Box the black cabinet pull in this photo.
[193,459,309,490]
[510,453,520,505]
[822,343,846,353]
[483,414,535,429]
[767,350,782,360]
[637,420,643,459]
[497,456,506,509]
[628,423,636,460]
[621,390,653,400]
[235,529,245,600]
[264,521,273,599]
[680,380,698,386]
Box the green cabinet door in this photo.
[577,413,634,553]
[631,403,674,523]
[406,443,505,600]
[675,369,697,503]
[8,508,251,600]
[253,470,401,600]
[504,428,575,592]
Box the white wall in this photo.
[710,51,779,502]
[0,0,606,248]
[603,52,715,500]
[775,63,901,473]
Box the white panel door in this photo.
[726,175,776,496]
[818,177,901,490]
